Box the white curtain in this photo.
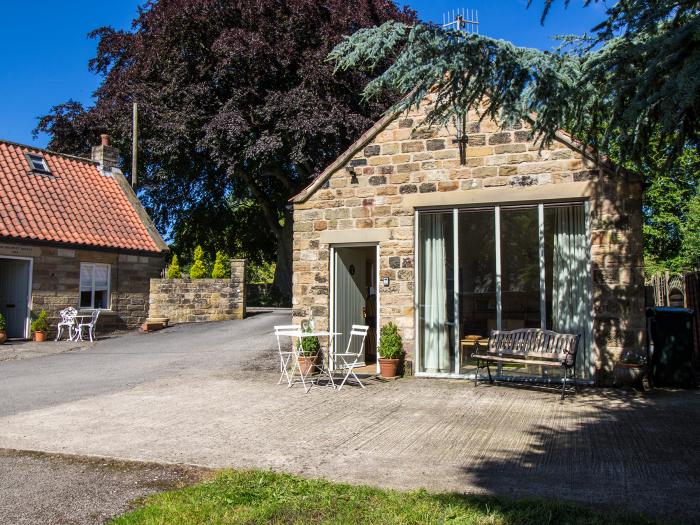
[421,214,451,373]
[552,206,592,377]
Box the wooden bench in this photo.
[471,328,581,399]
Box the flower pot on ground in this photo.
[298,321,320,376]
[0,312,6,344]
[614,351,650,391]
[378,322,404,378]
[31,309,49,343]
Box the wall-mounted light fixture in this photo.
[347,165,359,184]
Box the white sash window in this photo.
[79,263,111,310]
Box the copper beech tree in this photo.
[36,0,415,299]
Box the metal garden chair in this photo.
[77,310,100,342]
[274,324,301,386]
[55,307,78,341]
[334,324,369,390]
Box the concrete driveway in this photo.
[1,311,699,522]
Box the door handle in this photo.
[6,304,15,308]
[362,307,366,318]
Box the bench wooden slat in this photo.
[471,327,580,399]
[471,355,564,367]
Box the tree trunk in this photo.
[272,210,293,304]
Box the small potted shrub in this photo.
[31,309,49,342]
[614,351,650,390]
[297,319,320,376]
[0,312,6,344]
[378,322,403,378]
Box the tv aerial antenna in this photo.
[442,8,479,34]
[442,8,480,165]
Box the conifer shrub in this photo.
[167,254,182,279]
[378,322,403,360]
[189,246,208,279]
[211,251,230,278]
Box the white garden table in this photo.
[292,331,341,393]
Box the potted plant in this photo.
[614,351,650,390]
[0,312,6,344]
[31,309,49,342]
[378,322,403,378]
[297,319,320,376]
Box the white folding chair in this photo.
[334,325,369,390]
[55,307,77,341]
[77,310,100,342]
[274,325,300,386]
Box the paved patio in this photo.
[1,362,698,521]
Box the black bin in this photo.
[647,307,696,388]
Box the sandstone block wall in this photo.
[148,260,246,323]
[291,101,645,385]
[0,242,164,337]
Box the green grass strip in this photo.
[111,469,663,525]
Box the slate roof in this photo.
[0,139,165,254]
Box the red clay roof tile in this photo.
[0,140,163,253]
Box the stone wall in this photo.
[291,100,645,385]
[148,260,246,323]
[0,242,164,337]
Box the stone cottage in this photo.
[0,136,168,338]
[290,99,644,385]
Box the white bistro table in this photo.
[70,314,93,341]
[292,331,341,393]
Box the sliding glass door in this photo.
[417,203,592,379]
[417,212,454,374]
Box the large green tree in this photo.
[36,0,415,298]
[329,0,700,270]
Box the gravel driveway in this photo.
[0,449,207,525]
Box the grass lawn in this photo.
[110,469,663,525]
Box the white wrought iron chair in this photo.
[77,310,100,342]
[334,324,369,390]
[274,325,301,386]
[55,307,78,341]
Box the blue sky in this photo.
[0,1,606,148]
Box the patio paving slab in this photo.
[0,370,698,522]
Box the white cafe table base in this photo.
[288,331,341,393]
[72,313,99,342]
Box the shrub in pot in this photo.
[297,321,320,376]
[31,309,49,342]
[0,312,6,344]
[378,322,403,378]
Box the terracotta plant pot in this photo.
[297,354,319,376]
[614,363,649,390]
[0,331,6,344]
[379,358,400,378]
[34,331,47,342]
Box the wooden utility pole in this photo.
[132,102,138,188]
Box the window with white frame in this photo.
[416,202,593,379]
[79,263,110,309]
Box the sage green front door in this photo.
[334,247,369,366]
[0,258,31,338]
